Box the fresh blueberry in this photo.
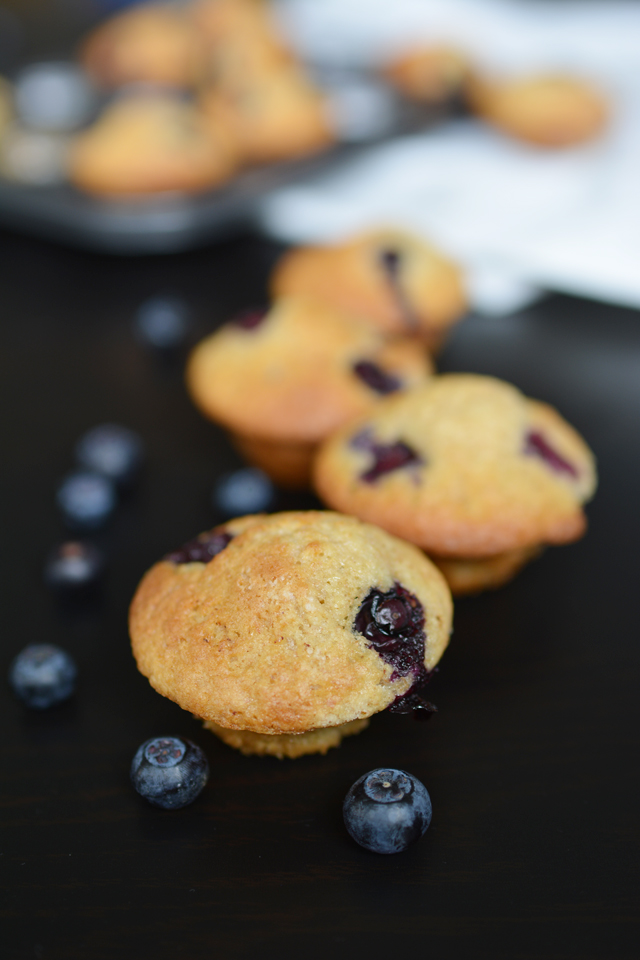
[9,644,77,709]
[134,297,190,349]
[214,468,274,517]
[56,471,117,529]
[44,540,104,590]
[130,736,209,810]
[14,61,95,132]
[524,430,578,478]
[75,424,143,486]
[166,528,234,564]
[343,768,432,854]
[353,360,402,395]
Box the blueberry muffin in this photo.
[185,297,433,487]
[68,93,236,196]
[129,511,453,758]
[314,375,597,594]
[382,46,470,106]
[200,64,334,165]
[81,3,204,89]
[468,73,608,148]
[0,76,12,137]
[270,229,468,352]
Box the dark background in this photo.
[1,225,639,960]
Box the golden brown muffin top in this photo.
[186,296,433,442]
[314,374,597,557]
[270,228,468,350]
[130,511,453,734]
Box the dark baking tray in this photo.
[1,229,639,960]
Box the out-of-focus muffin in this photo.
[186,297,433,487]
[382,46,471,105]
[271,229,468,352]
[81,3,204,89]
[68,93,236,196]
[468,73,608,147]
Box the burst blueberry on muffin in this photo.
[129,512,453,758]
[270,229,468,352]
[313,374,597,594]
[186,297,433,487]
[468,72,608,148]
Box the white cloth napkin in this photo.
[261,0,640,315]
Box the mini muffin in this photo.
[68,93,236,196]
[80,3,204,89]
[191,0,278,48]
[468,73,608,147]
[129,511,453,758]
[200,65,334,165]
[270,229,468,352]
[186,297,433,486]
[314,374,597,594]
[382,46,471,105]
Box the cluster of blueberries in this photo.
[8,296,432,855]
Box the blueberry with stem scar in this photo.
[9,644,77,709]
[343,768,432,854]
[130,736,209,810]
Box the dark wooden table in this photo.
[1,227,638,960]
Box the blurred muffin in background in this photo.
[382,46,471,106]
[200,65,334,165]
[468,73,608,147]
[0,76,13,138]
[191,0,282,49]
[271,229,468,352]
[81,3,204,89]
[68,93,236,196]
[186,297,433,487]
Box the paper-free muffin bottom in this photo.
[432,545,542,595]
[232,432,316,488]
[203,717,370,758]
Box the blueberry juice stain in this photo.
[378,247,420,332]
[232,308,267,330]
[353,360,402,395]
[355,583,437,719]
[351,429,423,483]
[524,430,578,478]
[166,529,233,564]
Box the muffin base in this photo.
[232,432,316,489]
[203,717,370,758]
[432,545,542,595]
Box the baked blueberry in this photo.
[343,768,432,854]
[56,471,117,529]
[9,644,77,709]
[524,430,578,478]
[130,736,209,810]
[353,361,401,395]
[360,438,423,484]
[232,308,267,330]
[75,424,143,486]
[44,540,104,591]
[135,296,189,349]
[166,528,233,564]
[214,468,274,518]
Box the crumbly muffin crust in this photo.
[186,297,433,443]
[270,229,467,349]
[314,374,597,558]
[129,512,452,735]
